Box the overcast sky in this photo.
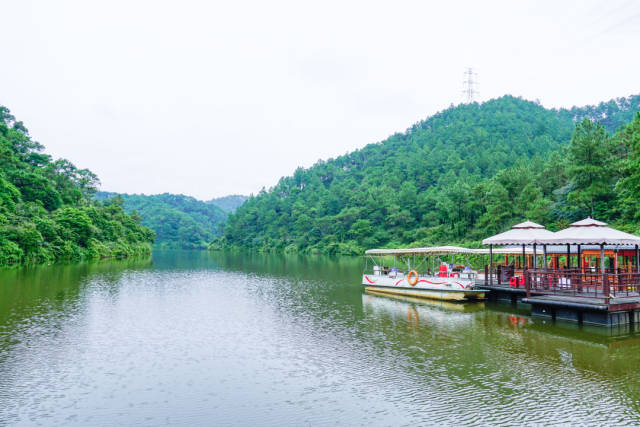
[1,0,639,200]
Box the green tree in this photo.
[349,219,372,245]
[614,112,640,221]
[476,182,512,234]
[565,119,615,217]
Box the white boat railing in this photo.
[368,266,476,280]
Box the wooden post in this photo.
[600,244,605,295]
[542,244,548,290]
[533,243,538,269]
[522,244,525,271]
[636,244,639,274]
[576,245,582,292]
[567,244,571,269]
[489,244,493,285]
[577,244,581,269]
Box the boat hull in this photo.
[364,285,485,301]
[362,274,485,302]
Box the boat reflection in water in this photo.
[362,289,485,329]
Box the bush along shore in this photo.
[0,106,155,267]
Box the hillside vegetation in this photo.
[95,192,227,249]
[558,94,640,135]
[0,107,154,266]
[220,95,640,254]
[208,195,248,213]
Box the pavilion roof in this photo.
[365,246,538,256]
[537,218,640,245]
[512,220,546,229]
[482,221,556,245]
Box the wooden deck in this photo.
[477,273,640,325]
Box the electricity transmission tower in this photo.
[462,67,478,103]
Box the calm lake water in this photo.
[1,251,640,426]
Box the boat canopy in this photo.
[365,246,476,256]
[473,247,535,255]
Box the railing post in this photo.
[604,273,610,305]
[577,265,583,293]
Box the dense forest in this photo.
[95,192,228,249]
[0,106,155,266]
[219,95,640,254]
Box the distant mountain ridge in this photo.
[95,192,227,249]
[556,94,640,134]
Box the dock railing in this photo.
[524,268,640,302]
[484,265,522,286]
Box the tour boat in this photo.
[362,246,486,301]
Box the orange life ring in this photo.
[408,270,419,286]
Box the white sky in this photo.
[1,0,639,199]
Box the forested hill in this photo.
[220,94,640,254]
[207,195,248,213]
[95,192,227,249]
[0,106,154,266]
[557,94,640,135]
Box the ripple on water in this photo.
[1,253,640,425]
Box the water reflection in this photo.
[363,292,484,331]
[0,257,152,326]
[360,290,640,422]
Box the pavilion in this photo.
[481,218,640,324]
[482,221,556,284]
[533,218,640,297]
[537,218,640,273]
[483,218,640,299]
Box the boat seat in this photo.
[438,265,448,277]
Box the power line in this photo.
[462,67,478,104]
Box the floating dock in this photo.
[478,278,640,327]
[478,218,640,327]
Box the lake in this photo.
[1,251,640,426]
